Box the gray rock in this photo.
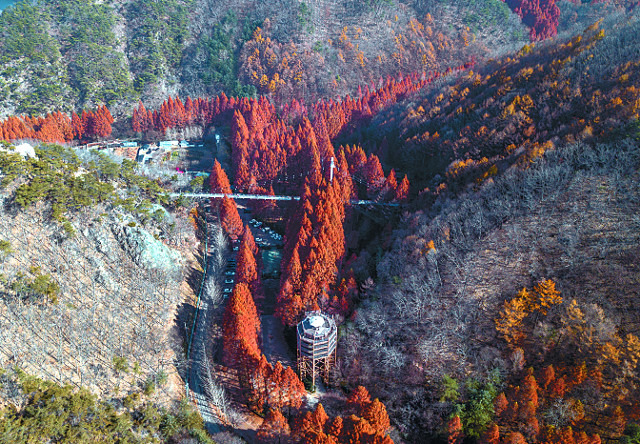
[113,224,183,276]
[88,226,116,261]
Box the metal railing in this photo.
[172,192,400,207]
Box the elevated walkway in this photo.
[171,192,400,207]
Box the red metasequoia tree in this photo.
[91,105,113,139]
[347,386,372,415]
[241,223,263,270]
[258,408,291,443]
[71,112,84,140]
[0,106,113,143]
[495,392,508,419]
[503,432,527,444]
[539,364,555,391]
[222,282,261,387]
[292,390,394,443]
[276,153,347,325]
[236,226,264,307]
[249,358,305,415]
[364,154,386,196]
[503,0,560,41]
[363,398,391,435]
[209,159,232,194]
[278,365,306,413]
[395,175,410,201]
[300,403,329,439]
[219,196,244,240]
[341,415,376,443]
[479,423,500,444]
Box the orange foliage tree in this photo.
[236,226,264,308]
[222,283,261,386]
[219,196,244,240]
[258,408,291,443]
[0,106,112,143]
[209,159,232,195]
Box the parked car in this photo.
[223,288,232,293]
[225,279,234,284]
[225,271,235,275]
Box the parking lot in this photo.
[221,210,284,298]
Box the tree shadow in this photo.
[174,249,206,364]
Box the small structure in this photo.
[159,140,179,149]
[297,311,337,388]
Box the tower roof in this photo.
[297,311,336,341]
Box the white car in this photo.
[225,279,234,284]
[225,271,235,275]
[223,288,232,293]
[233,246,239,251]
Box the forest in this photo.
[0,0,640,443]
[0,0,526,116]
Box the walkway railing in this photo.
[171,192,400,207]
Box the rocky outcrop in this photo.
[113,223,183,277]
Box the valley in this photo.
[1,0,640,443]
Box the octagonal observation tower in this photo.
[296,311,337,387]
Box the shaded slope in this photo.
[336,15,640,442]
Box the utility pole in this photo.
[329,156,335,183]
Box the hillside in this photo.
[0,144,211,437]
[343,137,640,440]
[1,1,640,443]
[345,13,640,195]
[333,13,640,442]
[0,0,528,118]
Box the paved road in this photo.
[186,206,287,439]
[186,217,224,435]
[261,314,295,368]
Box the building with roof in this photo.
[297,311,337,388]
